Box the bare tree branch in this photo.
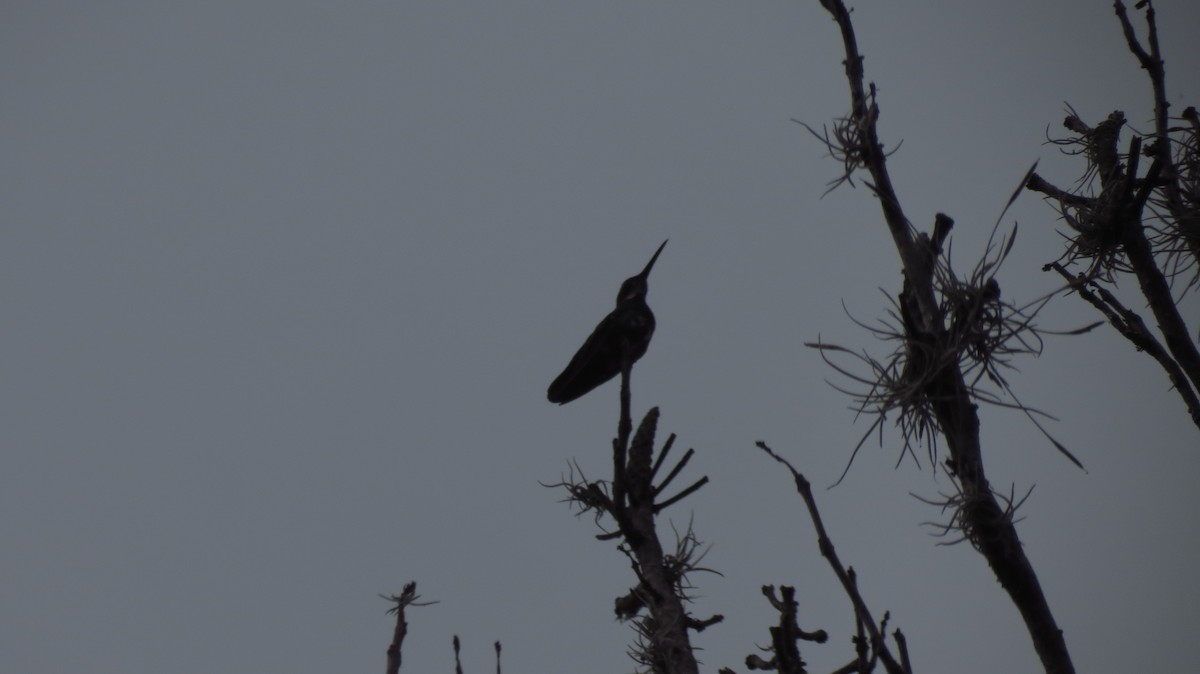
[381,582,438,674]
[756,442,906,674]
[1029,1,1200,430]
[552,369,715,674]
[811,2,1078,672]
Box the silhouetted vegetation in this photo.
[383,2,1194,673]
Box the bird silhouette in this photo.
[547,240,668,404]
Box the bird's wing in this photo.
[546,311,623,404]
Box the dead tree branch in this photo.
[756,442,907,674]
[381,582,438,674]
[551,370,717,674]
[1027,1,1200,429]
[810,2,1077,672]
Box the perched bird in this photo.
[547,240,668,404]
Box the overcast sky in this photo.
[3,2,1198,673]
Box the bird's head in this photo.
[616,239,667,304]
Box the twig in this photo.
[756,441,905,674]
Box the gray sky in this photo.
[3,2,1198,673]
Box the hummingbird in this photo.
[547,240,668,405]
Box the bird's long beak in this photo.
[638,239,668,279]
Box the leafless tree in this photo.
[382,3,1193,673]
[1027,2,1200,429]
[799,1,1194,674]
